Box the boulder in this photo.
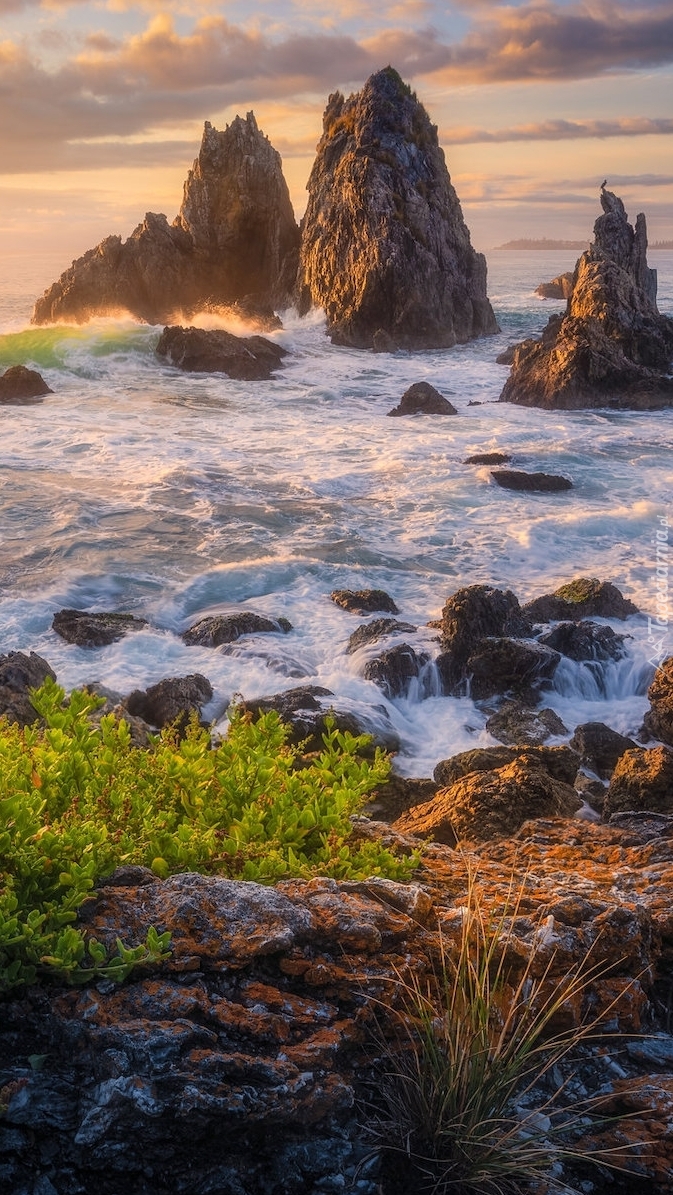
[32,116,300,325]
[485,701,568,746]
[362,643,430,699]
[394,759,581,845]
[434,584,532,693]
[346,617,417,654]
[535,271,574,300]
[156,326,288,379]
[0,364,52,403]
[296,67,498,350]
[604,746,673,819]
[569,722,639,779]
[433,744,579,788]
[182,612,292,647]
[522,578,638,623]
[465,638,560,700]
[642,657,673,746]
[387,382,457,417]
[464,451,512,465]
[52,609,148,648]
[330,588,399,615]
[238,685,400,754]
[491,469,573,493]
[538,620,627,662]
[124,674,213,730]
[500,189,673,410]
[0,651,56,726]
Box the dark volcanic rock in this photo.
[500,189,673,410]
[485,701,568,746]
[642,657,673,746]
[570,722,639,779]
[604,746,673,819]
[32,116,300,325]
[182,611,292,647]
[538,620,628,662]
[346,617,417,654]
[387,382,457,416]
[535,271,574,300]
[464,451,512,465]
[0,650,56,726]
[296,67,498,350]
[523,578,638,623]
[330,588,399,615]
[433,743,579,788]
[156,325,287,379]
[0,364,52,403]
[238,684,400,753]
[491,469,573,493]
[124,674,213,729]
[465,637,561,700]
[435,584,532,693]
[52,608,148,648]
[363,643,430,699]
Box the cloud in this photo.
[441,117,673,144]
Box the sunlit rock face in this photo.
[500,188,673,410]
[296,67,499,350]
[31,115,300,326]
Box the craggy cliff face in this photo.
[296,67,499,350]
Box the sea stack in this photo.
[500,188,673,410]
[31,116,300,326]
[296,67,498,350]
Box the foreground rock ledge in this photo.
[296,67,498,350]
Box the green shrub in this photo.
[0,679,418,992]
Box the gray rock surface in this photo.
[296,67,498,349]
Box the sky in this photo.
[0,0,672,270]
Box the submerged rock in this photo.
[491,469,573,493]
[32,116,300,325]
[522,577,638,623]
[297,67,498,350]
[0,651,56,726]
[0,364,52,403]
[330,588,399,615]
[535,271,574,300]
[182,611,292,647]
[52,608,148,648]
[500,188,673,410]
[156,325,288,379]
[387,382,457,416]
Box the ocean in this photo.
[1,248,672,777]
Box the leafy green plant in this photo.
[364,865,640,1195]
[0,679,417,992]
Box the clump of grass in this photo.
[364,865,641,1195]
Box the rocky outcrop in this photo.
[32,116,300,326]
[387,382,457,416]
[535,271,574,300]
[522,577,638,623]
[52,609,148,647]
[0,364,52,403]
[500,188,673,409]
[296,68,498,350]
[156,326,288,379]
[491,469,573,492]
[330,588,399,615]
[182,612,292,648]
[0,651,56,725]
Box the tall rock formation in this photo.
[500,188,673,410]
[296,67,498,350]
[32,115,300,326]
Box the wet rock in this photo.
[238,685,400,753]
[52,608,148,648]
[642,656,673,746]
[296,67,498,350]
[124,674,213,730]
[394,759,581,845]
[570,722,639,779]
[182,611,292,648]
[464,450,512,465]
[346,617,417,654]
[387,382,457,417]
[434,584,532,693]
[604,746,673,819]
[522,577,638,622]
[433,744,579,788]
[500,189,673,410]
[156,325,288,379]
[485,701,568,746]
[330,589,399,615]
[491,469,573,492]
[0,364,52,403]
[0,651,56,726]
[33,116,300,325]
[362,643,430,700]
[535,271,574,300]
[465,637,560,700]
[538,619,627,661]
